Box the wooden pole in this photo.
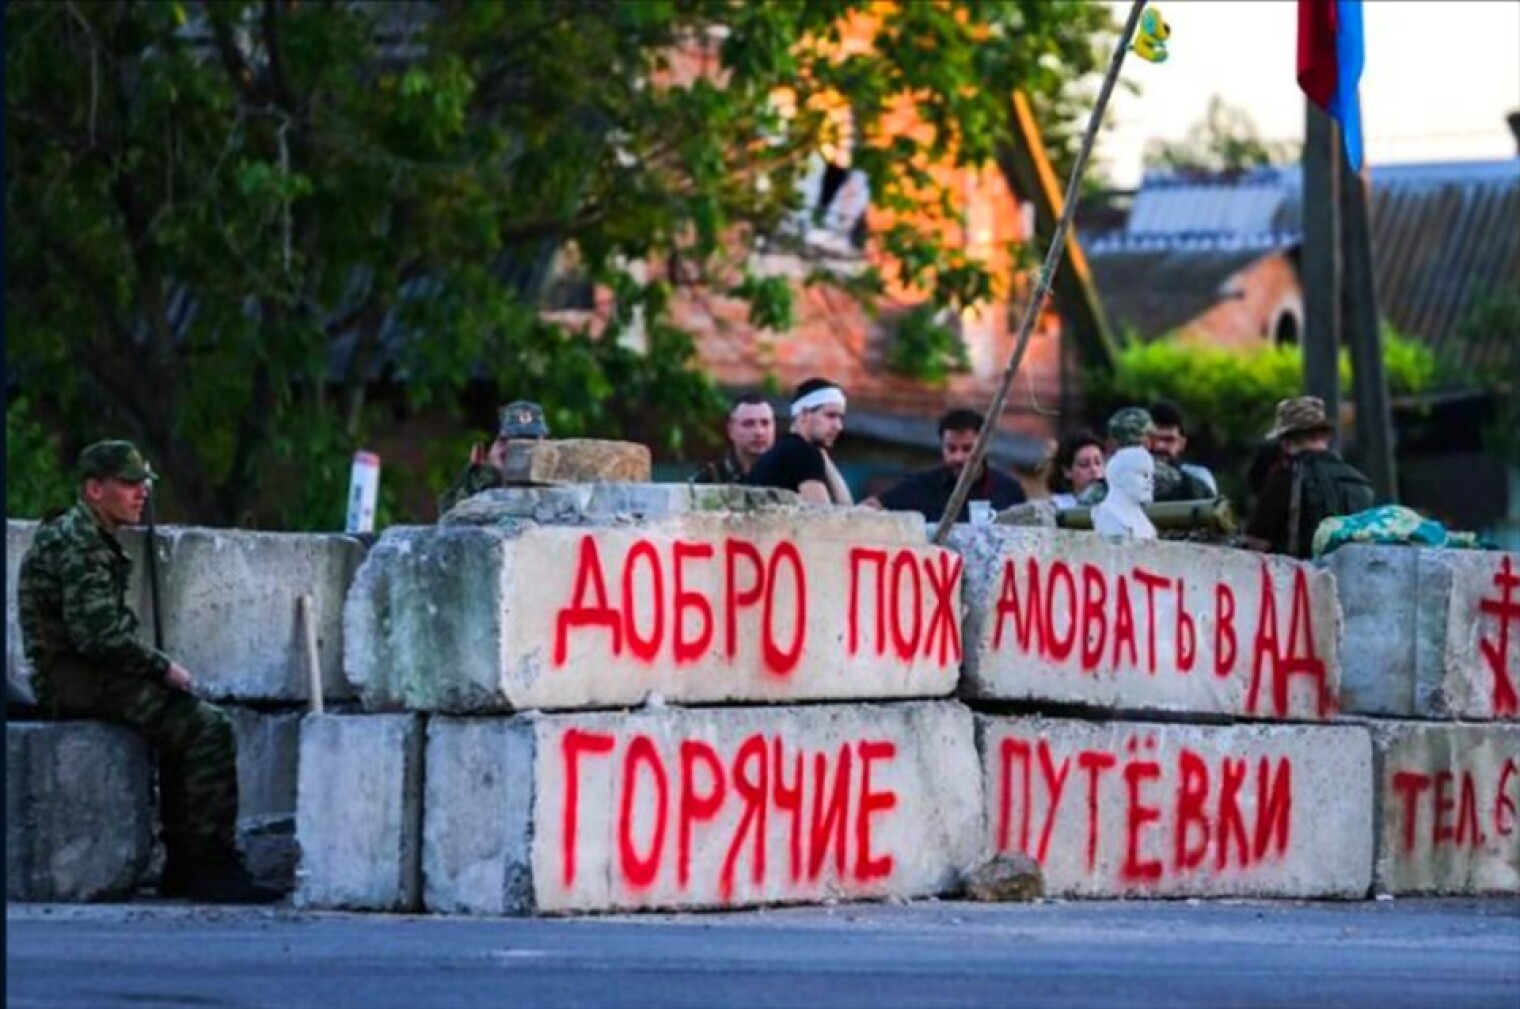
[931,0,1146,546]
[1339,142,1398,501]
[1302,100,1341,435]
[299,593,325,715]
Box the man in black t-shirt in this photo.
[863,408,1027,522]
[745,377,852,504]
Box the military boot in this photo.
[179,847,284,904]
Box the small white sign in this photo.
[346,451,380,533]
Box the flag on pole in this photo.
[1297,0,1365,170]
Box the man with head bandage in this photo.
[745,377,853,505]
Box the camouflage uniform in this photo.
[437,400,549,517]
[438,463,504,516]
[688,450,745,486]
[17,451,240,868]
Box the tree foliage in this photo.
[6,0,1117,527]
[1143,95,1299,177]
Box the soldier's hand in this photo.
[164,663,195,693]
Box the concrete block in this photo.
[954,527,1342,721]
[500,439,652,485]
[228,706,302,891]
[6,721,154,901]
[294,713,423,911]
[7,521,39,705]
[976,716,1373,898]
[441,483,801,527]
[155,528,366,704]
[228,707,302,821]
[424,701,982,915]
[7,521,152,707]
[1329,546,1520,720]
[347,511,961,712]
[1370,721,1519,895]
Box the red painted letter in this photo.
[855,740,898,881]
[677,740,726,888]
[618,735,669,890]
[560,728,615,887]
[555,537,623,666]
[671,541,715,665]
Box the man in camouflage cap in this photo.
[17,441,279,902]
[1074,407,1153,505]
[437,400,550,516]
[1087,405,1212,505]
[1106,406,1155,450]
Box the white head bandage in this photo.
[790,386,846,418]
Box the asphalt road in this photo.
[7,897,1519,1009]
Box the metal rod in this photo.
[143,490,165,651]
[932,0,1147,546]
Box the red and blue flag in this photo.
[1297,0,1365,170]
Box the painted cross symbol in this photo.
[1477,555,1520,717]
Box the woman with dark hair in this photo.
[1047,429,1106,509]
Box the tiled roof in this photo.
[1089,159,1520,360]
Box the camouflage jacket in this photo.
[17,501,170,681]
[437,462,505,517]
[688,451,745,486]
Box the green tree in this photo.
[1144,95,1299,176]
[7,0,1117,527]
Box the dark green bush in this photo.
[1084,328,1447,502]
[6,397,74,519]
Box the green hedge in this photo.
[1084,328,1446,461]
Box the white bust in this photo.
[1092,447,1157,539]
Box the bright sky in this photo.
[1100,0,1520,187]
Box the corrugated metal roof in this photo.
[1086,243,1285,339]
[1091,160,1520,364]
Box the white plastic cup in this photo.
[346,451,381,533]
[969,500,994,526]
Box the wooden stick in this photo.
[299,593,324,715]
[932,0,1148,546]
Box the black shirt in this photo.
[745,433,829,497]
[875,465,1027,523]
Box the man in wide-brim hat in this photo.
[1244,397,1376,559]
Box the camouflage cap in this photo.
[498,400,548,439]
[76,440,156,483]
[1106,406,1155,448]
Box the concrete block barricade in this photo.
[228,707,303,890]
[7,521,39,703]
[1329,545,1520,720]
[155,528,366,704]
[954,528,1342,721]
[498,439,652,486]
[6,721,154,901]
[440,483,802,528]
[423,701,981,914]
[976,716,1373,898]
[1370,721,1519,894]
[295,713,424,911]
[6,521,364,706]
[347,509,963,712]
